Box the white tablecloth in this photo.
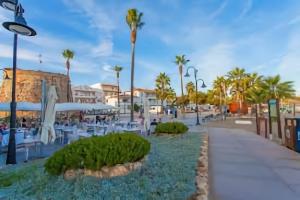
[1,131,24,146]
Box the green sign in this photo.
[269,99,277,118]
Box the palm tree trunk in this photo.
[66,60,70,102]
[130,42,136,122]
[179,65,184,97]
[161,100,164,114]
[255,104,259,135]
[117,75,120,119]
[179,65,185,114]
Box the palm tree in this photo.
[113,65,123,115]
[175,55,190,97]
[227,67,248,113]
[213,76,229,106]
[62,49,74,102]
[155,73,171,113]
[262,75,295,100]
[246,87,268,134]
[126,8,144,122]
[186,81,195,103]
[166,88,177,106]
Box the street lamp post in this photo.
[185,66,206,125]
[0,0,36,164]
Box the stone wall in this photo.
[0,68,69,103]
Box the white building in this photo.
[72,85,104,103]
[106,88,161,114]
[106,93,140,114]
[90,83,119,98]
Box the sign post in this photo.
[268,99,282,139]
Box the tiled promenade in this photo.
[209,127,300,200]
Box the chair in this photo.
[55,129,64,144]
[149,125,156,135]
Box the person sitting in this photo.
[150,119,158,126]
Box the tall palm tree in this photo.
[155,72,171,113]
[262,75,295,100]
[126,8,144,122]
[175,55,190,97]
[113,65,123,115]
[62,49,74,102]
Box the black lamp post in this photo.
[185,66,206,125]
[0,0,36,164]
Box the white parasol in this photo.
[40,86,58,144]
[143,96,151,133]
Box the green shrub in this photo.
[44,133,151,176]
[155,122,188,134]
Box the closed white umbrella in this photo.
[143,96,151,132]
[40,86,58,144]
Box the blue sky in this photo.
[1,0,300,94]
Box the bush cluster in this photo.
[155,122,189,134]
[44,133,150,175]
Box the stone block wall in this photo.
[0,68,69,103]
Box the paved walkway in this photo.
[209,127,300,200]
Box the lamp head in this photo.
[2,5,36,36]
[184,71,190,78]
[0,0,17,11]
[201,82,207,88]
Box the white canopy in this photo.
[0,102,41,111]
[55,103,116,112]
[0,102,116,112]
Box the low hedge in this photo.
[155,122,189,134]
[44,133,150,176]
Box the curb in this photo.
[188,132,209,200]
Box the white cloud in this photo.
[237,0,253,20]
[190,43,235,89]
[209,1,228,20]
[277,31,300,95]
[62,0,115,34]
[0,44,38,62]
[92,40,113,57]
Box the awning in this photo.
[0,102,116,112]
[0,102,41,111]
[55,103,116,112]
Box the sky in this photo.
[1,0,300,95]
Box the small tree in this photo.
[155,73,172,113]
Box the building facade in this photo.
[72,85,104,103]
[105,93,140,114]
[0,68,69,103]
[90,83,119,98]
[106,88,161,114]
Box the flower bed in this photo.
[45,133,150,176]
[0,132,203,199]
[155,122,189,134]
